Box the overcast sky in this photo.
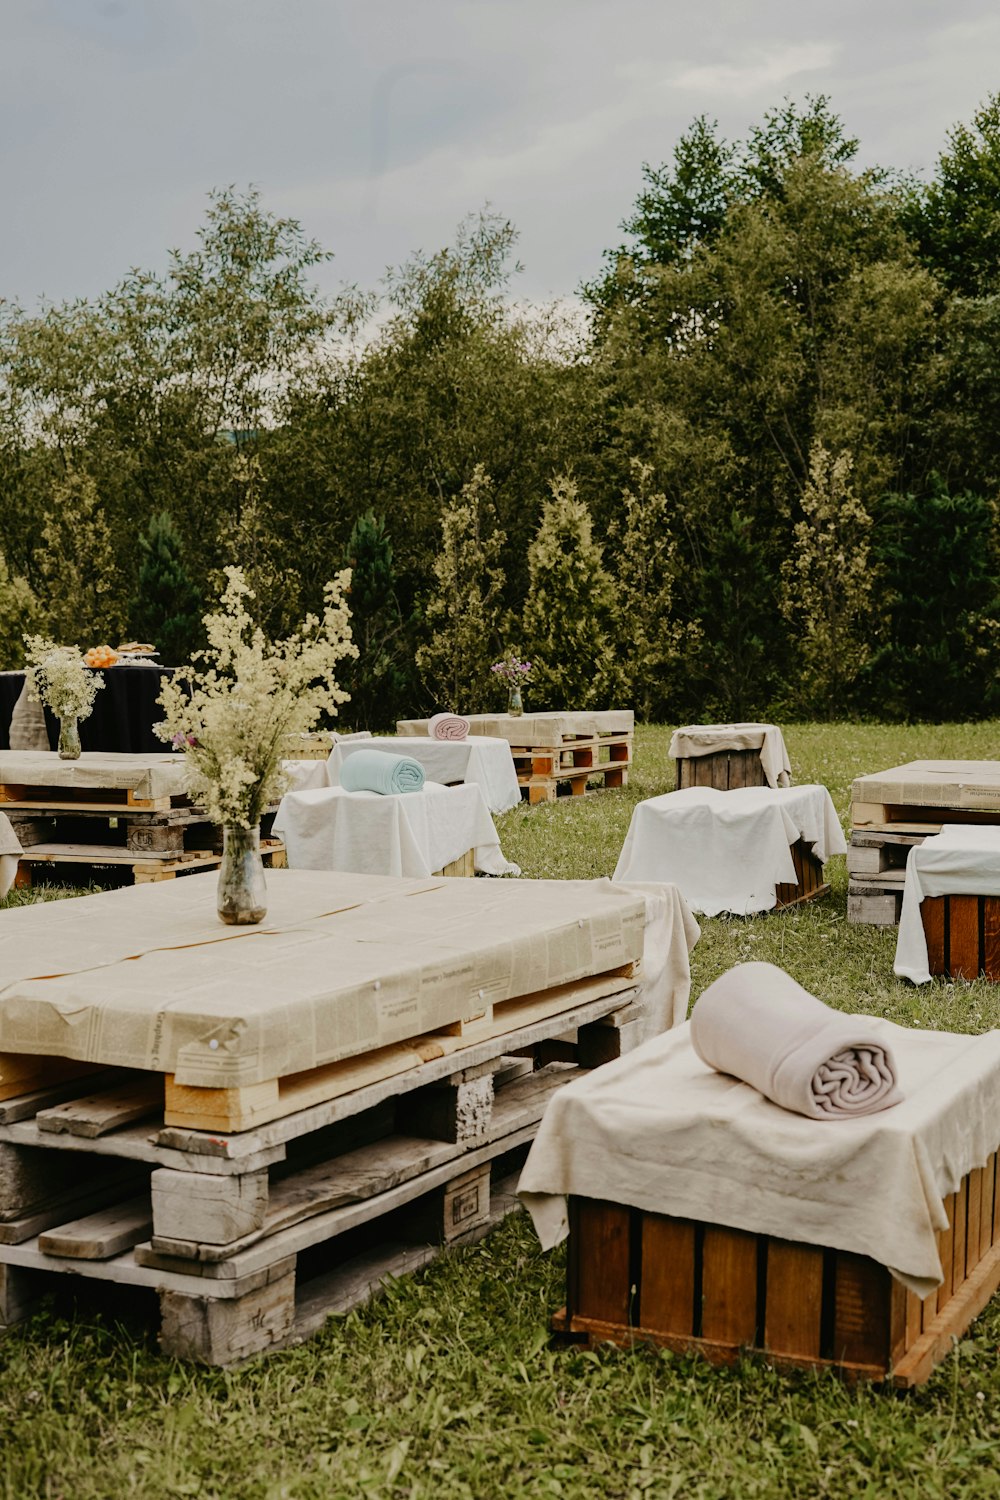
[2,0,998,312]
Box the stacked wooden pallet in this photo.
[848,760,1000,926]
[510,731,631,805]
[0,870,651,1363]
[0,752,285,888]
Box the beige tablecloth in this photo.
[519,1017,1000,1296]
[669,723,792,789]
[273,781,519,877]
[0,809,22,898]
[0,750,189,801]
[612,784,846,916]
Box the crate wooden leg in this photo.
[158,1258,296,1365]
[13,862,31,890]
[0,1264,46,1327]
[151,1168,269,1248]
[577,1007,645,1068]
[399,1162,492,1246]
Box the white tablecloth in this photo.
[668,722,792,789]
[280,758,332,792]
[273,781,519,878]
[895,826,1000,984]
[327,735,521,815]
[0,810,22,899]
[519,1017,1000,1296]
[612,784,846,916]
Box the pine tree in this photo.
[608,461,694,721]
[780,444,874,713]
[340,511,413,729]
[521,475,619,710]
[131,510,204,666]
[416,466,506,712]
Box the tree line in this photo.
[2,93,999,726]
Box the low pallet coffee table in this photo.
[396,712,634,805]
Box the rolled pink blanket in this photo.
[428,712,470,741]
[690,962,903,1120]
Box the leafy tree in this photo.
[908,93,1000,296]
[33,469,126,645]
[416,465,506,713]
[780,445,875,714]
[0,550,40,668]
[607,461,694,721]
[339,511,414,729]
[521,475,619,710]
[130,511,203,666]
[864,482,1000,719]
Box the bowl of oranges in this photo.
[83,645,119,668]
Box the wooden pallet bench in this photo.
[14,837,287,888]
[512,732,632,805]
[849,761,1000,927]
[0,974,640,1364]
[555,1148,1000,1386]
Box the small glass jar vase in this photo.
[57,715,82,760]
[507,685,524,717]
[217,824,268,925]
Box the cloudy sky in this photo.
[2,0,998,311]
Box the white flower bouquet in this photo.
[155,567,357,829]
[24,636,105,720]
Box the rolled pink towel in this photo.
[428,712,470,741]
[690,962,903,1120]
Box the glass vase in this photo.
[217,824,268,926]
[507,685,524,717]
[57,715,81,760]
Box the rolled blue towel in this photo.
[340,749,426,795]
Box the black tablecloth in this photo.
[0,666,176,754]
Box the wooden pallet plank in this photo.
[922,897,946,976]
[152,1169,269,1246]
[37,1195,152,1260]
[37,1079,163,1139]
[832,1254,890,1370]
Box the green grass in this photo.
[3,722,1000,1499]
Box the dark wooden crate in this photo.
[774,840,828,909]
[676,748,768,792]
[921,894,1000,981]
[556,1159,1000,1385]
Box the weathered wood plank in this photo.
[701,1227,757,1346]
[38,1195,153,1260]
[764,1240,823,1359]
[639,1215,695,1336]
[37,1079,163,1138]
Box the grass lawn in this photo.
[3,722,1000,1499]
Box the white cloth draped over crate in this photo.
[518,1017,1000,1297]
[616,882,701,1035]
[668,722,792,789]
[273,781,520,878]
[280,758,332,792]
[612,784,847,916]
[327,735,521,815]
[0,810,22,899]
[895,826,1000,984]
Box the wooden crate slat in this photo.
[922,897,946,974]
[572,1200,632,1325]
[948,895,981,979]
[701,1226,757,1345]
[638,1214,695,1336]
[764,1240,824,1358]
[985,898,1000,982]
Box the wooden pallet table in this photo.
[555,1156,1000,1386]
[848,761,1000,926]
[396,712,634,806]
[0,869,656,1362]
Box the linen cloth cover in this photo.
[273,780,519,877]
[0,870,649,1085]
[690,962,902,1119]
[895,826,1000,984]
[0,750,189,801]
[612,784,847,916]
[618,882,701,1035]
[0,809,22,898]
[396,710,634,748]
[519,1017,1000,1296]
[8,679,49,751]
[328,735,521,815]
[428,712,470,741]
[668,722,792,789]
[338,749,425,795]
[280,757,332,792]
